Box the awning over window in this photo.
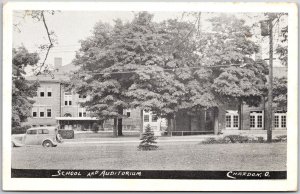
[55,117,98,121]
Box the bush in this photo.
[58,130,74,139]
[226,135,250,143]
[12,125,31,134]
[273,135,287,142]
[138,125,158,151]
[201,135,266,144]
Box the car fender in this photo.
[12,140,24,147]
[42,138,58,146]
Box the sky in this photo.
[13,11,287,69]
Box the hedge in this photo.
[12,125,31,134]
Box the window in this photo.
[32,125,36,127]
[40,125,44,127]
[47,108,52,117]
[47,87,52,97]
[281,115,286,128]
[250,115,255,128]
[226,115,231,128]
[38,129,43,134]
[275,115,280,127]
[79,108,87,117]
[64,92,72,106]
[257,115,263,128]
[250,111,264,129]
[39,107,45,117]
[79,94,86,98]
[38,87,45,97]
[124,109,131,118]
[27,130,37,135]
[233,115,239,128]
[144,115,149,122]
[152,115,158,122]
[42,129,49,134]
[32,107,38,117]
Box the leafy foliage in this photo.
[202,14,269,106]
[273,77,287,109]
[138,124,158,151]
[12,46,40,127]
[71,12,269,127]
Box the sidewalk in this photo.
[64,130,286,145]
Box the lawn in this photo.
[11,142,286,171]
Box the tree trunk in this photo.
[238,100,243,130]
[113,118,118,137]
[188,115,192,131]
[140,109,144,138]
[213,108,219,135]
[167,114,175,136]
[199,109,206,131]
[117,107,123,136]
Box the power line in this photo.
[47,64,244,76]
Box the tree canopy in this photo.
[12,46,39,127]
[71,12,269,123]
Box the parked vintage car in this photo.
[12,126,63,148]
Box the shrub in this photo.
[201,135,266,144]
[138,124,158,151]
[12,125,31,134]
[274,135,287,142]
[58,130,74,139]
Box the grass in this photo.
[12,141,286,171]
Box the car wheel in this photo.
[42,140,53,148]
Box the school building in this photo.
[25,58,287,137]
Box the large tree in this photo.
[71,12,203,136]
[12,46,40,128]
[201,14,268,130]
[72,12,270,135]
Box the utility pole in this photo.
[266,18,274,143]
[261,14,276,143]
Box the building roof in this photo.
[25,63,80,82]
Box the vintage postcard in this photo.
[2,1,298,191]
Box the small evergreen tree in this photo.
[138,124,158,151]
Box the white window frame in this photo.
[225,111,239,130]
[274,112,287,129]
[250,111,264,130]
[78,108,87,117]
[64,92,73,106]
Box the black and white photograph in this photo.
[2,2,298,191]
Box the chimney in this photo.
[54,57,62,69]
